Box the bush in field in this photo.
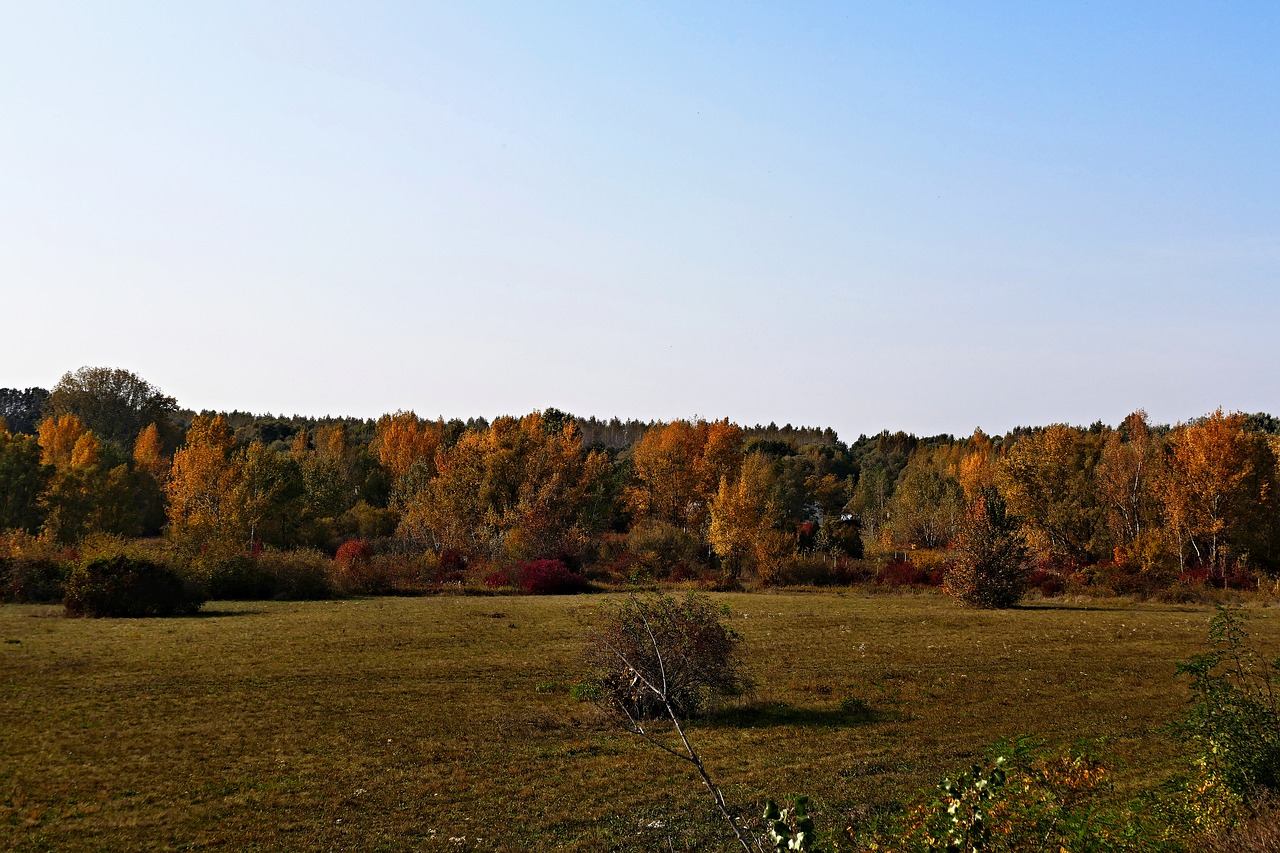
[944,488,1030,608]
[626,520,702,580]
[873,741,1168,852]
[335,539,372,569]
[0,533,72,603]
[517,559,589,595]
[586,593,748,720]
[187,545,274,600]
[1177,607,1280,804]
[64,553,204,617]
[256,548,335,599]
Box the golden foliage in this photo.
[133,423,168,481]
[626,419,743,531]
[37,414,88,467]
[1159,409,1256,567]
[69,432,101,468]
[399,413,606,560]
[165,414,243,548]
[372,411,441,481]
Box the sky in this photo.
[2,2,1278,441]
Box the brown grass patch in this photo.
[3,592,1277,850]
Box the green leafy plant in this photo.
[764,795,822,852]
[1176,606,1280,803]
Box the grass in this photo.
[2,591,1278,851]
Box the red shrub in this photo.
[484,568,515,589]
[1027,568,1066,597]
[335,540,372,568]
[1179,567,1210,587]
[517,559,589,595]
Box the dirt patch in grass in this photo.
[3,593,1276,850]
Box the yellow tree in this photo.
[695,419,744,501]
[165,414,243,549]
[37,414,88,467]
[34,416,115,542]
[626,420,743,533]
[298,422,357,519]
[884,447,965,550]
[1094,411,1164,562]
[708,453,792,584]
[958,430,998,502]
[399,413,607,560]
[1159,409,1258,569]
[373,411,441,481]
[625,421,703,528]
[70,432,101,468]
[133,423,169,482]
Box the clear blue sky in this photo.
[3,2,1277,439]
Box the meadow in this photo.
[3,591,1276,851]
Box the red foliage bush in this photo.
[875,560,942,587]
[1179,567,1211,587]
[335,540,372,568]
[484,568,514,589]
[1176,566,1257,590]
[517,559,589,595]
[1027,568,1066,597]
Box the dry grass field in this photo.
[3,591,1278,851]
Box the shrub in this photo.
[765,555,844,587]
[875,741,1161,853]
[0,533,71,603]
[1176,606,1280,804]
[626,520,702,580]
[944,489,1030,608]
[484,568,514,590]
[1026,567,1066,597]
[876,559,943,588]
[187,546,274,600]
[64,553,204,617]
[517,559,589,595]
[257,549,335,600]
[334,552,391,595]
[335,539,372,569]
[586,593,749,719]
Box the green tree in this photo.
[0,427,50,534]
[998,424,1106,564]
[45,366,178,450]
[885,449,965,550]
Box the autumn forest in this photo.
[2,366,1279,602]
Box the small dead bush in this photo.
[586,593,749,720]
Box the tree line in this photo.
[2,367,1278,590]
